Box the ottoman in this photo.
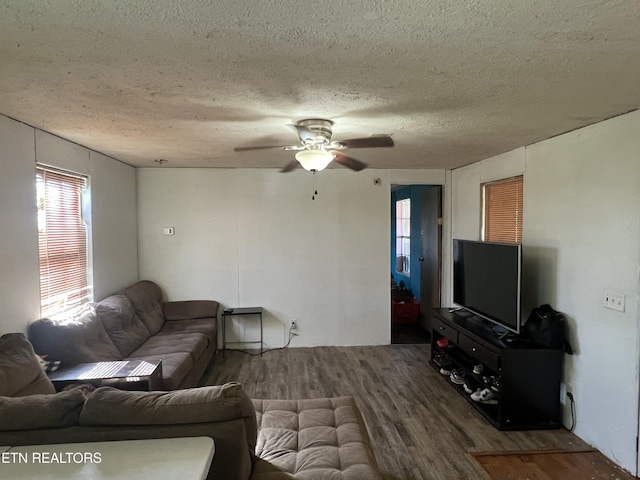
[250,397,383,480]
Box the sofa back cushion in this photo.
[80,383,257,451]
[28,304,122,365]
[0,389,86,430]
[96,294,151,357]
[119,281,165,335]
[0,333,56,396]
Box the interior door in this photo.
[419,186,442,331]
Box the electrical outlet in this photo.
[290,320,299,335]
[561,381,575,402]
[604,292,625,312]
[565,382,575,397]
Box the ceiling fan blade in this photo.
[340,136,394,149]
[233,145,286,152]
[280,160,300,173]
[332,151,368,171]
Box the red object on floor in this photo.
[392,298,420,324]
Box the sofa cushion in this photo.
[130,332,209,361]
[119,281,165,335]
[157,317,217,342]
[80,383,256,429]
[163,300,220,321]
[28,304,122,365]
[0,333,56,396]
[124,352,194,390]
[251,397,383,480]
[95,294,151,357]
[0,389,86,431]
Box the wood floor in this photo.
[202,344,593,480]
[472,449,636,480]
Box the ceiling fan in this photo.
[233,119,394,173]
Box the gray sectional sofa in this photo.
[0,333,257,480]
[0,279,384,479]
[28,280,218,390]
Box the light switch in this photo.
[604,292,625,312]
[163,227,175,236]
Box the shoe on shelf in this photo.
[470,388,498,405]
[438,361,452,375]
[433,352,450,368]
[436,337,449,349]
[473,364,483,375]
[463,381,474,394]
[434,353,452,375]
[490,377,501,393]
[450,369,466,385]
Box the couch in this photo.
[0,333,257,480]
[0,332,384,479]
[28,280,218,390]
[2,292,384,480]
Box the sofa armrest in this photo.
[163,300,219,321]
[0,389,86,431]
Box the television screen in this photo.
[453,239,522,334]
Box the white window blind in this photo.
[395,198,411,274]
[483,176,523,243]
[36,166,91,317]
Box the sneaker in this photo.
[436,337,449,348]
[450,369,466,385]
[490,377,501,393]
[470,388,498,404]
[463,381,474,394]
[433,352,450,368]
[473,364,483,375]
[434,353,453,375]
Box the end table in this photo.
[222,307,263,356]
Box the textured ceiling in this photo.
[1,0,639,170]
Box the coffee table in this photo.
[0,437,214,479]
[48,358,163,392]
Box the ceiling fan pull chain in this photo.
[312,170,318,200]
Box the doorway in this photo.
[390,185,442,344]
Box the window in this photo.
[36,166,92,317]
[482,176,523,243]
[395,198,411,275]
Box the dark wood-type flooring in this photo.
[202,344,597,480]
[472,449,636,480]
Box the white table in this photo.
[0,437,214,479]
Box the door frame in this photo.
[390,183,448,334]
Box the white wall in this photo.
[0,116,41,334]
[451,110,640,474]
[0,115,139,334]
[137,167,446,348]
[524,111,640,473]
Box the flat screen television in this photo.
[452,239,522,334]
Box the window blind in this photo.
[483,176,523,243]
[395,198,411,274]
[36,166,91,317]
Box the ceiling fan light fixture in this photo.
[295,148,334,172]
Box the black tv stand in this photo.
[430,308,562,430]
